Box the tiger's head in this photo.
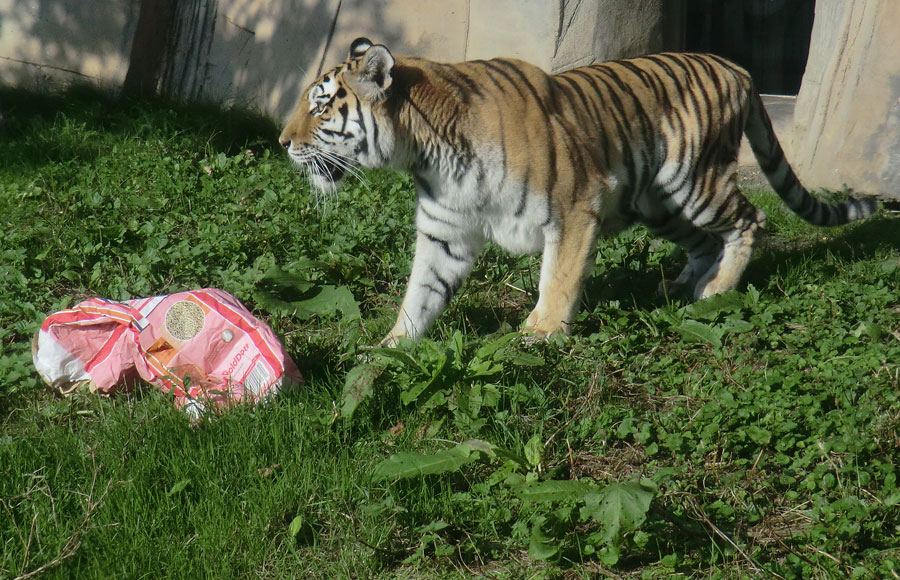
[279,38,397,193]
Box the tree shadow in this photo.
[2,1,410,123]
[744,214,900,285]
[0,0,139,90]
[158,0,408,121]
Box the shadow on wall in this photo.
[1,0,407,121]
[0,0,140,88]
[159,0,406,121]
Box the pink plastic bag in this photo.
[33,288,301,415]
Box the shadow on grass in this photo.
[0,84,282,170]
[580,212,900,324]
[456,211,899,340]
[455,305,526,338]
[584,262,676,312]
[286,339,348,389]
[745,212,900,286]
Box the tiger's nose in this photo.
[279,137,291,150]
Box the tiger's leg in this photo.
[643,212,723,296]
[676,172,765,300]
[381,227,484,347]
[523,206,600,338]
[693,212,763,300]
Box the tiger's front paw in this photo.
[523,310,571,340]
[379,331,407,348]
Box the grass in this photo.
[1,86,899,579]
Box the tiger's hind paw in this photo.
[657,279,693,300]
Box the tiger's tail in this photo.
[743,90,878,226]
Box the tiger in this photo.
[279,37,878,347]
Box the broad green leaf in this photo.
[462,438,496,457]
[488,446,530,470]
[340,364,382,419]
[524,434,544,467]
[515,479,600,503]
[416,520,449,534]
[398,348,449,406]
[684,290,746,320]
[464,357,503,380]
[456,383,480,418]
[254,284,360,320]
[598,543,622,566]
[259,265,316,291]
[528,515,560,561]
[745,425,772,445]
[499,350,545,367]
[288,515,304,538]
[673,319,723,348]
[580,481,656,547]
[449,330,465,359]
[372,449,469,482]
[720,318,755,334]
[363,347,423,372]
[399,378,437,406]
[291,285,360,319]
[880,257,900,274]
[852,321,884,339]
[371,440,491,482]
[474,332,519,360]
[166,479,191,497]
[745,283,761,305]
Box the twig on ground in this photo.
[12,453,120,580]
[687,496,784,580]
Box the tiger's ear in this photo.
[349,37,373,58]
[350,42,394,102]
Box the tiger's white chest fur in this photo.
[481,193,550,255]
[413,164,552,256]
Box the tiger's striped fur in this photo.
[279,38,877,346]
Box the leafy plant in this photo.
[341,331,542,425]
[370,436,656,565]
[520,479,656,564]
[253,264,361,320]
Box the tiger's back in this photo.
[280,40,877,345]
[555,53,751,202]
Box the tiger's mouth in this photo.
[310,156,346,181]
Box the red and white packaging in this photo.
[32,288,301,416]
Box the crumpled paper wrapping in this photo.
[33,288,301,416]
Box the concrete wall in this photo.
[0,0,673,120]
[0,0,139,90]
[163,0,675,120]
[790,0,900,199]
